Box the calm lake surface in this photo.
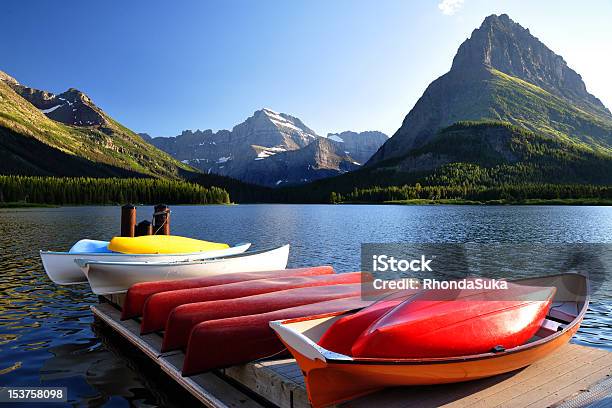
[0,204,610,407]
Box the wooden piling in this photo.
[153,204,170,235]
[120,204,136,237]
[135,220,153,236]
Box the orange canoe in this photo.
[270,273,589,408]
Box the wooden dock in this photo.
[92,298,612,408]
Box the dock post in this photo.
[135,220,153,236]
[120,204,136,237]
[153,204,170,235]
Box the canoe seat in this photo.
[534,318,564,339]
[549,302,578,323]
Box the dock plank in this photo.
[517,356,612,408]
[321,344,612,408]
[223,359,309,408]
[557,376,612,408]
[93,299,612,408]
[461,346,605,407]
[439,344,595,407]
[92,304,264,408]
[492,349,612,407]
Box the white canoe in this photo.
[77,244,290,295]
[40,242,252,285]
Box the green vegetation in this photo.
[329,184,611,204]
[270,121,612,203]
[375,198,612,205]
[193,173,276,203]
[0,201,58,208]
[1,65,610,205]
[0,78,196,178]
[0,176,230,205]
[487,69,612,149]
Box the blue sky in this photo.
[1,0,610,137]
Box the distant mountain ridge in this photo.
[273,14,612,203]
[368,14,612,166]
[147,108,387,187]
[0,70,196,178]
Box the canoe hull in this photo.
[40,243,251,285]
[81,245,289,294]
[161,279,366,351]
[350,284,555,359]
[122,266,335,320]
[285,321,581,408]
[144,272,365,336]
[271,273,589,408]
[181,296,374,375]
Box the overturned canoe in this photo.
[122,266,335,320]
[318,291,416,356]
[40,241,251,285]
[351,282,555,359]
[182,296,374,376]
[77,245,289,295]
[161,280,367,351]
[143,271,365,335]
[270,273,589,408]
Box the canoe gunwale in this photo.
[272,272,590,366]
[81,245,291,295]
[39,242,251,257]
[77,244,290,268]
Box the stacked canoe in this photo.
[107,268,589,408]
[40,235,291,294]
[120,266,379,375]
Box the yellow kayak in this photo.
[108,235,229,254]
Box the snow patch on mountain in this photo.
[147,109,387,187]
[40,105,63,114]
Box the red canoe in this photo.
[140,272,367,334]
[122,266,334,319]
[181,296,373,376]
[318,290,419,355]
[351,283,556,358]
[162,282,366,352]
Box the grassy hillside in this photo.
[485,69,612,149]
[275,121,612,203]
[0,78,197,178]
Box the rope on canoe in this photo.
[152,209,171,235]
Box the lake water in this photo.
[0,205,610,407]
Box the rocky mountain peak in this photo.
[229,108,319,151]
[61,88,92,104]
[0,71,107,127]
[367,14,611,166]
[247,108,319,137]
[0,70,19,85]
[147,108,387,187]
[451,14,608,114]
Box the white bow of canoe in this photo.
[40,243,252,285]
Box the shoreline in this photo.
[2,198,611,208]
[344,198,612,206]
